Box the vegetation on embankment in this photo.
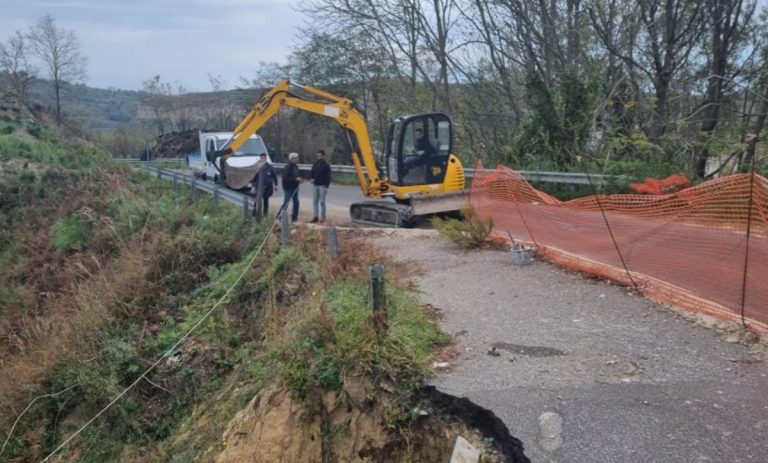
[1,99,525,462]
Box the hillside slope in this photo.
[0,92,529,462]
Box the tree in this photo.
[693,0,756,178]
[141,75,172,135]
[27,15,87,122]
[591,0,706,142]
[0,30,35,100]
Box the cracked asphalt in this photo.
[372,231,768,463]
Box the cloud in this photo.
[1,0,303,90]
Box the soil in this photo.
[215,378,529,463]
[151,130,200,158]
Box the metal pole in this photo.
[191,178,197,201]
[328,226,339,260]
[213,185,220,210]
[369,264,386,314]
[280,209,291,245]
[242,195,249,222]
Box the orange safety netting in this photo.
[470,162,768,333]
[629,174,692,195]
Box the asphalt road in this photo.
[182,168,367,225]
[372,232,768,463]
[273,180,366,224]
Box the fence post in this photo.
[280,210,291,245]
[328,226,339,260]
[213,185,220,210]
[369,264,386,314]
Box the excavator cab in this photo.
[385,113,453,187]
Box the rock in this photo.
[433,362,451,370]
[741,331,760,345]
[343,376,368,405]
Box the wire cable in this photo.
[40,207,285,462]
[0,385,77,459]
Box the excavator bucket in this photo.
[224,159,266,190]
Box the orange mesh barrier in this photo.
[630,174,692,195]
[470,162,768,334]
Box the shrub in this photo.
[431,206,506,249]
[51,213,93,251]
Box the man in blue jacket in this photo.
[310,149,331,223]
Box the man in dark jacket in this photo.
[414,128,435,156]
[281,152,303,221]
[310,149,331,223]
[251,153,278,214]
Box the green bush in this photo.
[0,120,16,135]
[51,213,93,251]
[431,206,505,249]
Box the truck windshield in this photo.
[215,137,267,156]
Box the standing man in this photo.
[251,153,278,214]
[310,149,331,223]
[281,152,303,222]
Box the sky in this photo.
[0,0,305,91]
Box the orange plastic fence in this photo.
[630,174,692,195]
[470,162,768,333]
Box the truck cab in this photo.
[190,131,271,189]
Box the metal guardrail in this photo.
[114,158,185,163]
[272,163,621,185]
[118,158,621,185]
[143,166,254,221]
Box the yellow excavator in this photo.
[209,80,466,227]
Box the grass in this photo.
[51,213,93,251]
[269,231,449,401]
[1,108,451,461]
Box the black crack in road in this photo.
[372,231,768,463]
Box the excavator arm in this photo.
[222,80,389,198]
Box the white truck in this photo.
[188,131,271,190]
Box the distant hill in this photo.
[0,74,259,131]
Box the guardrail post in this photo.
[213,185,220,210]
[191,178,197,201]
[242,196,249,222]
[172,175,178,191]
[328,226,339,260]
[156,168,161,179]
[370,264,386,312]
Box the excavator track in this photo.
[349,190,468,227]
[350,201,414,227]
